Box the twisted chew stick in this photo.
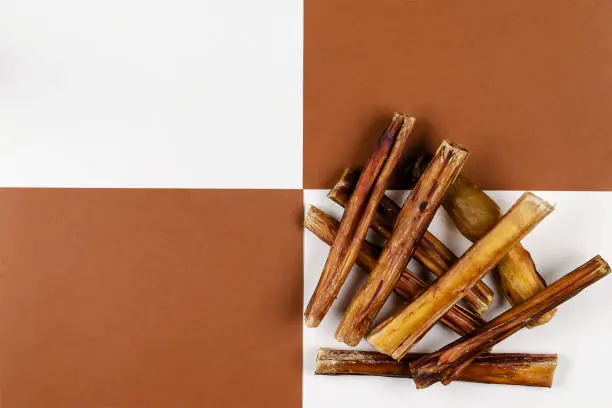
[304,206,485,336]
[367,193,553,360]
[443,175,556,327]
[409,256,610,388]
[316,348,557,388]
[305,114,413,327]
[328,168,493,315]
[336,141,469,346]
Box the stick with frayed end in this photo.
[304,114,413,328]
[367,193,554,360]
[410,256,610,389]
[443,175,556,327]
[336,141,469,346]
[304,206,485,336]
[315,348,557,388]
[328,168,493,315]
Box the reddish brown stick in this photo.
[316,348,557,388]
[336,141,469,346]
[335,115,415,311]
[304,114,408,327]
[328,168,493,315]
[410,255,610,388]
[304,206,485,336]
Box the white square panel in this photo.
[303,189,612,407]
[0,1,302,188]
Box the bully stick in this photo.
[367,193,553,360]
[328,168,493,315]
[304,113,413,328]
[443,175,556,327]
[335,141,469,346]
[410,255,610,388]
[304,205,485,336]
[315,348,557,388]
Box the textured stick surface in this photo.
[328,168,493,315]
[410,256,610,388]
[315,349,557,388]
[443,174,556,327]
[335,141,469,346]
[367,193,554,360]
[304,206,485,336]
[335,115,415,308]
[304,114,404,327]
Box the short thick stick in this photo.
[443,174,556,327]
[304,114,407,328]
[336,141,469,346]
[328,169,493,315]
[315,349,557,388]
[367,193,553,360]
[410,256,610,388]
[304,206,485,336]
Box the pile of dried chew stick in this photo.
[304,113,610,388]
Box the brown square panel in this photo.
[305,0,612,190]
[0,189,302,408]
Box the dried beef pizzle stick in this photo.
[315,348,557,388]
[335,141,469,346]
[367,193,553,360]
[304,206,485,336]
[328,168,493,315]
[443,174,556,327]
[304,113,411,328]
[409,256,610,389]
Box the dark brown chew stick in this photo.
[335,141,469,346]
[304,114,408,328]
[409,256,610,388]
[304,206,485,336]
[315,348,557,388]
[328,168,493,315]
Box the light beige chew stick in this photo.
[315,348,558,388]
[304,114,409,328]
[409,256,610,388]
[367,192,554,360]
[335,141,469,346]
[328,168,493,315]
[443,174,556,327]
[304,206,485,336]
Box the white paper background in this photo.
[304,189,612,407]
[0,1,302,188]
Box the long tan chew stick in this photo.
[410,256,610,388]
[304,206,485,336]
[315,348,557,388]
[304,114,409,328]
[443,175,556,327]
[367,193,553,360]
[336,141,469,346]
[328,169,493,315]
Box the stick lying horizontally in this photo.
[367,193,554,360]
[336,141,469,346]
[316,348,557,388]
[409,255,610,388]
[304,206,485,336]
[443,174,556,327]
[328,168,493,315]
[305,114,413,328]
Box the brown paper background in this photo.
[0,189,302,408]
[305,0,612,190]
